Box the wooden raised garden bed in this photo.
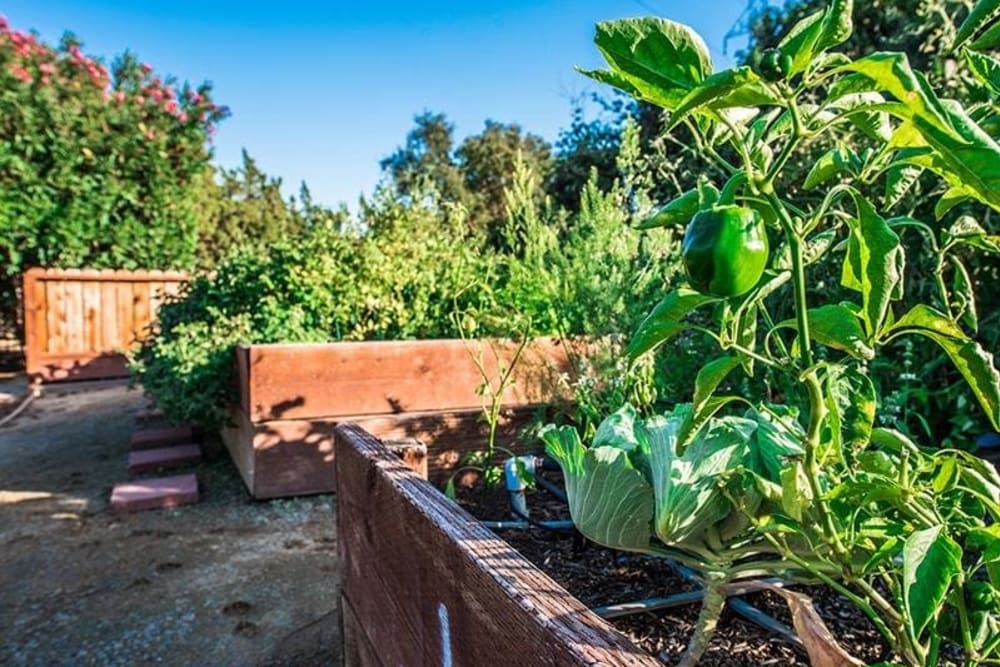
[221,337,582,499]
[335,422,660,666]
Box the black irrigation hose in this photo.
[507,502,577,535]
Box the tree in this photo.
[456,120,552,244]
[194,150,305,267]
[379,111,469,207]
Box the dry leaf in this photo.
[759,583,865,667]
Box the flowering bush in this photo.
[0,17,228,335]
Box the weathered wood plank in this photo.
[45,279,66,355]
[335,423,659,667]
[63,280,84,353]
[241,338,582,422]
[82,280,101,352]
[100,281,119,351]
[116,282,134,349]
[131,282,150,343]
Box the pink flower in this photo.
[164,86,174,99]
[10,65,31,83]
[186,90,202,104]
[140,63,152,73]
[135,95,145,104]
[164,100,177,113]
[0,16,8,30]
[113,91,125,103]
[177,111,188,123]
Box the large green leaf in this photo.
[582,18,711,111]
[888,305,1000,430]
[807,303,875,360]
[647,409,757,549]
[903,526,962,637]
[840,194,904,339]
[666,67,779,129]
[542,423,654,552]
[956,0,1000,48]
[628,287,720,360]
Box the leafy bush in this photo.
[133,153,687,430]
[0,18,227,335]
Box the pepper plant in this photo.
[546,1,1000,664]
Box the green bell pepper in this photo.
[682,205,769,298]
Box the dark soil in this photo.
[455,472,892,666]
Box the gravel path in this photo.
[0,380,340,667]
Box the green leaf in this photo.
[639,183,719,229]
[965,49,1000,96]
[676,356,744,450]
[804,147,854,190]
[577,67,644,100]
[542,424,655,551]
[934,185,974,220]
[884,164,922,209]
[903,526,962,637]
[956,0,1000,49]
[842,53,1000,212]
[840,194,904,339]
[801,304,874,360]
[780,461,812,522]
[888,305,1000,430]
[586,18,712,111]
[827,365,877,454]
[777,0,852,77]
[778,11,825,77]
[628,288,720,360]
[947,216,1000,254]
[666,67,779,129]
[647,408,757,549]
[817,0,853,52]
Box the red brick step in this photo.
[128,444,202,475]
[129,425,194,451]
[109,474,198,513]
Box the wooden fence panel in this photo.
[22,268,189,381]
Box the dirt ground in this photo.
[0,379,341,667]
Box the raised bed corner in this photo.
[335,422,660,667]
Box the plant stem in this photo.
[766,192,812,369]
[675,571,729,667]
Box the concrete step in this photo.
[109,474,198,513]
[128,444,202,475]
[130,425,194,451]
[133,408,165,425]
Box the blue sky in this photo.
[7,1,758,209]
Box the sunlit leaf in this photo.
[903,526,962,637]
[628,288,720,360]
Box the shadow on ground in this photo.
[0,380,340,667]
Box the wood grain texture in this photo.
[82,280,101,352]
[240,338,584,422]
[335,423,659,667]
[21,268,188,381]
